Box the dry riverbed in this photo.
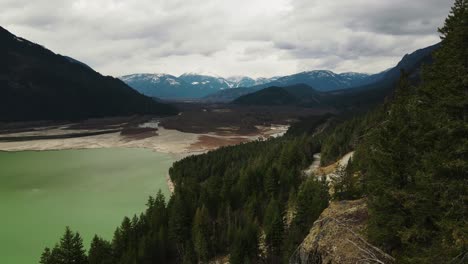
[0,124,288,156]
[0,117,289,194]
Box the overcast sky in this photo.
[0,0,454,78]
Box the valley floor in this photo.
[0,120,287,157]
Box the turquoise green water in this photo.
[0,148,174,264]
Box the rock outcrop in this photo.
[290,199,394,264]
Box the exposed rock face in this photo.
[290,199,394,264]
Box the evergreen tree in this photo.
[333,159,362,200]
[192,205,212,262]
[45,227,88,264]
[168,193,191,258]
[359,1,468,261]
[88,235,113,264]
[263,198,284,263]
[229,220,259,264]
[39,247,52,264]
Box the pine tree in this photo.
[168,193,191,258]
[192,205,211,262]
[229,220,259,264]
[46,227,88,264]
[39,247,52,264]
[111,217,134,263]
[361,1,468,261]
[264,167,279,196]
[88,235,113,264]
[263,198,284,263]
[141,190,171,262]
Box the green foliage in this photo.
[351,2,468,261]
[39,247,52,264]
[320,108,385,166]
[192,206,212,262]
[40,227,88,264]
[42,116,331,263]
[88,235,113,264]
[282,177,329,263]
[263,198,284,263]
[229,219,260,264]
[332,158,362,200]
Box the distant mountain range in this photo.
[120,70,378,100]
[206,43,439,103]
[231,43,439,110]
[119,73,279,99]
[0,24,439,123]
[0,26,177,122]
[121,42,436,101]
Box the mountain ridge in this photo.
[120,69,375,100]
[206,43,439,103]
[0,26,178,122]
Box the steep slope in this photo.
[290,199,395,264]
[0,26,177,122]
[323,43,440,111]
[314,7,466,260]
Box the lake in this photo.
[0,148,175,264]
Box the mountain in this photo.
[233,84,327,108]
[232,86,300,106]
[226,76,280,88]
[178,73,232,89]
[206,44,439,103]
[257,70,377,91]
[0,26,177,122]
[119,73,194,99]
[120,73,229,99]
[323,43,440,111]
[120,73,279,99]
[121,69,378,101]
[204,71,379,102]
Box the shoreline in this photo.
[166,175,175,194]
[0,124,289,193]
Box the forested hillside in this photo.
[232,84,327,108]
[39,1,466,263]
[0,27,178,122]
[320,2,467,262]
[41,127,331,264]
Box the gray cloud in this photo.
[0,0,454,77]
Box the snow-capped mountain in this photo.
[226,76,280,88]
[179,73,233,90]
[119,73,283,99]
[120,73,181,86]
[119,73,191,99]
[261,70,376,91]
[119,70,377,99]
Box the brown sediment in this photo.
[0,114,291,194]
[188,135,252,151]
[120,127,158,140]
